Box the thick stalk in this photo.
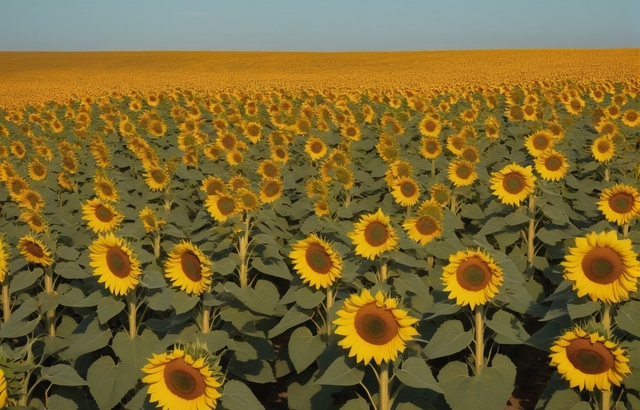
[44,266,55,337]
[623,222,630,239]
[431,159,435,178]
[127,289,137,339]
[450,193,457,214]
[153,233,161,258]
[202,301,211,334]
[378,261,388,283]
[405,205,412,220]
[475,307,484,375]
[379,361,390,410]
[604,166,610,182]
[345,189,351,208]
[238,216,251,288]
[527,194,536,267]
[2,283,9,322]
[600,303,612,408]
[326,286,333,336]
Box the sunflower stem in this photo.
[379,361,390,410]
[450,193,457,214]
[475,307,484,375]
[127,289,137,339]
[604,166,610,182]
[527,194,536,267]
[44,266,55,337]
[405,205,412,220]
[431,159,435,178]
[622,222,630,238]
[238,216,251,288]
[378,261,388,283]
[326,286,333,336]
[202,298,211,334]
[345,189,351,208]
[2,283,10,322]
[602,303,611,338]
[153,232,161,258]
[602,390,611,410]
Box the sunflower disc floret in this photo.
[289,234,343,289]
[348,209,399,260]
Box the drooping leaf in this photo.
[288,326,326,374]
[41,364,87,386]
[87,355,138,410]
[220,380,266,410]
[9,268,44,294]
[97,296,126,324]
[423,320,473,359]
[616,301,640,338]
[314,356,364,386]
[394,356,443,392]
[485,310,530,344]
[268,305,313,338]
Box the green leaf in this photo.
[225,280,281,315]
[9,267,44,294]
[394,357,443,392]
[545,389,591,410]
[268,305,313,338]
[228,358,275,383]
[289,326,326,373]
[112,329,159,380]
[567,300,600,320]
[41,364,87,386]
[0,297,39,338]
[314,356,364,386]
[485,310,530,344]
[171,290,199,314]
[198,330,229,353]
[505,212,530,226]
[97,296,126,324]
[48,394,79,410]
[477,217,507,236]
[295,286,326,309]
[87,355,138,410]
[220,380,266,410]
[252,258,293,280]
[439,354,516,410]
[389,251,428,268]
[55,261,91,279]
[56,245,80,261]
[59,317,112,361]
[341,397,370,410]
[537,228,564,245]
[616,301,640,338]
[140,267,167,289]
[423,320,473,359]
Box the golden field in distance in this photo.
[0,49,638,107]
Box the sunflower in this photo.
[446,134,467,156]
[10,140,26,159]
[448,160,477,187]
[57,172,74,191]
[333,166,354,190]
[257,160,280,180]
[525,131,555,157]
[535,149,569,181]
[142,348,223,410]
[144,167,170,192]
[140,206,165,233]
[289,234,343,289]
[391,177,421,207]
[348,209,399,260]
[305,136,328,161]
[0,366,7,408]
[82,198,124,233]
[484,116,501,139]
[549,327,631,391]
[565,97,585,115]
[201,176,226,197]
[420,137,442,160]
[20,210,47,233]
[6,175,29,199]
[403,214,443,245]
[164,241,213,295]
[460,145,480,163]
[430,183,451,207]
[591,136,615,163]
[506,105,524,122]
[203,144,222,160]
[621,109,640,127]
[243,122,263,144]
[341,123,362,141]
[441,248,504,309]
[418,116,441,137]
[216,132,237,151]
[489,163,536,207]
[17,234,53,266]
[333,289,419,365]
[89,233,141,296]
[17,189,45,212]
[0,236,10,283]
[314,199,330,217]
[562,230,640,303]
[236,188,260,211]
[205,193,238,222]
[271,145,289,163]
[28,160,47,181]
[595,119,619,137]
[597,184,640,226]
[604,103,621,120]
[94,175,118,202]
[259,178,283,203]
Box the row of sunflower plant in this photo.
[0,79,639,410]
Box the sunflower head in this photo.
[592,136,615,163]
[430,183,451,207]
[140,206,165,233]
[89,233,141,296]
[82,198,124,233]
[448,160,478,187]
[441,248,504,309]
[205,193,238,223]
[391,177,421,207]
[489,163,536,207]
[333,289,419,365]
[17,234,53,266]
[348,209,399,260]
[164,241,213,295]
[0,236,10,283]
[289,234,343,289]
[534,149,569,182]
[597,184,640,226]
[550,327,631,391]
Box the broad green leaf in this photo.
[112,329,159,380]
[460,203,485,219]
[394,357,443,392]
[544,389,591,410]
[198,330,229,353]
[252,258,293,280]
[56,245,80,261]
[537,228,564,245]
[225,280,281,315]
[616,301,640,338]
[477,217,507,236]
[0,297,39,337]
[567,300,600,320]
[439,354,516,410]
[55,261,91,279]
[226,339,258,362]
[228,358,275,383]
[485,310,530,344]
[59,317,112,361]
[505,212,530,226]
[139,267,167,289]
[268,305,313,338]
[288,371,342,410]
[423,320,473,359]
[389,251,428,268]
[87,355,138,410]
[314,356,364,386]
[295,286,326,309]
[48,394,79,410]
[171,290,199,314]
[341,397,370,410]
[393,269,431,300]
[41,364,87,386]
[9,267,44,294]
[97,296,126,324]
[289,326,326,373]
[220,380,266,410]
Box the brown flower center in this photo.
[625,111,638,122]
[451,136,465,150]
[217,197,236,216]
[181,251,202,282]
[310,141,324,154]
[206,180,224,196]
[424,120,437,132]
[597,140,612,154]
[364,221,388,247]
[462,147,478,163]
[524,106,535,116]
[99,183,114,197]
[545,156,562,171]
[354,302,399,346]
[532,134,550,150]
[32,164,45,176]
[262,181,281,198]
[433,189,449,204]
[263,163,278,178]
[581,246,624,284]
[95,204,114,222]
[566,337,614,375]
[221,134,236,150]
[415,216,438,235]
[425,140,439,154]
[570,99,582,111]
[509,106,524,120]
[25,241,45,258]
[164,357,206,400]
[400,181,417,198]
[106,246,131,278]
[608,192,635,214]
[305,244,332,274]
[455,164,472,179]
[502,172,526,194]
[151,169,166,184]
[247,124,260,137]
[456,256,492,291]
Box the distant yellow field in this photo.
[0,49,638,107]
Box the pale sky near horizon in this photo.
[0,0,638,51]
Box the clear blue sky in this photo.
[1,0,638,51]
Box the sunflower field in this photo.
[0,67,640,410]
